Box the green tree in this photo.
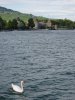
[64,19,74,29]
[7,20,13,30]
[12,19,18,29]
[17,20,26,30]
[3,20,7,30]
[28,18,35,29]
[0,16,6,30]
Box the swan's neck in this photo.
[21,82,23,90]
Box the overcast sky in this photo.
[0,0,75,20]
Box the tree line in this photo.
[0,16,35,31]
[0,16,75,31]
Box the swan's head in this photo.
[21,80,25,84]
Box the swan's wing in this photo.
[11,84,22,92]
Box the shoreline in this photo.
[0,29,75,32]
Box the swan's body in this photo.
[11,81,24,93]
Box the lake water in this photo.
[0,30,75,100]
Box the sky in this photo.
[0,0,75,20]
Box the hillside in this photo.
[0,6,15,13]
[0,6,35,22]
[0,6,48,22]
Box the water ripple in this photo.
[0,30,75,100]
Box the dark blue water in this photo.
[0,30,75,100]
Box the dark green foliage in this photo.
[28,18,35,29]
[0,16,6,30]
[63,19,74,29]
[17,18,26,30]
[7,20,13,30]
[7,19,18,30]
[51,19,74,29]
[12,19,18,29]
[3,20,7,30]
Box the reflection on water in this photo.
[0,30,75,100]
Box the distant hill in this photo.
[0,6,48,22]
[0,6,35,22]
[0,6,17,13]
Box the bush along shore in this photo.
[0,16,75,31]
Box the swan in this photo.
[11,81,24,93]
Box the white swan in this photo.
[11,81,24,93]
